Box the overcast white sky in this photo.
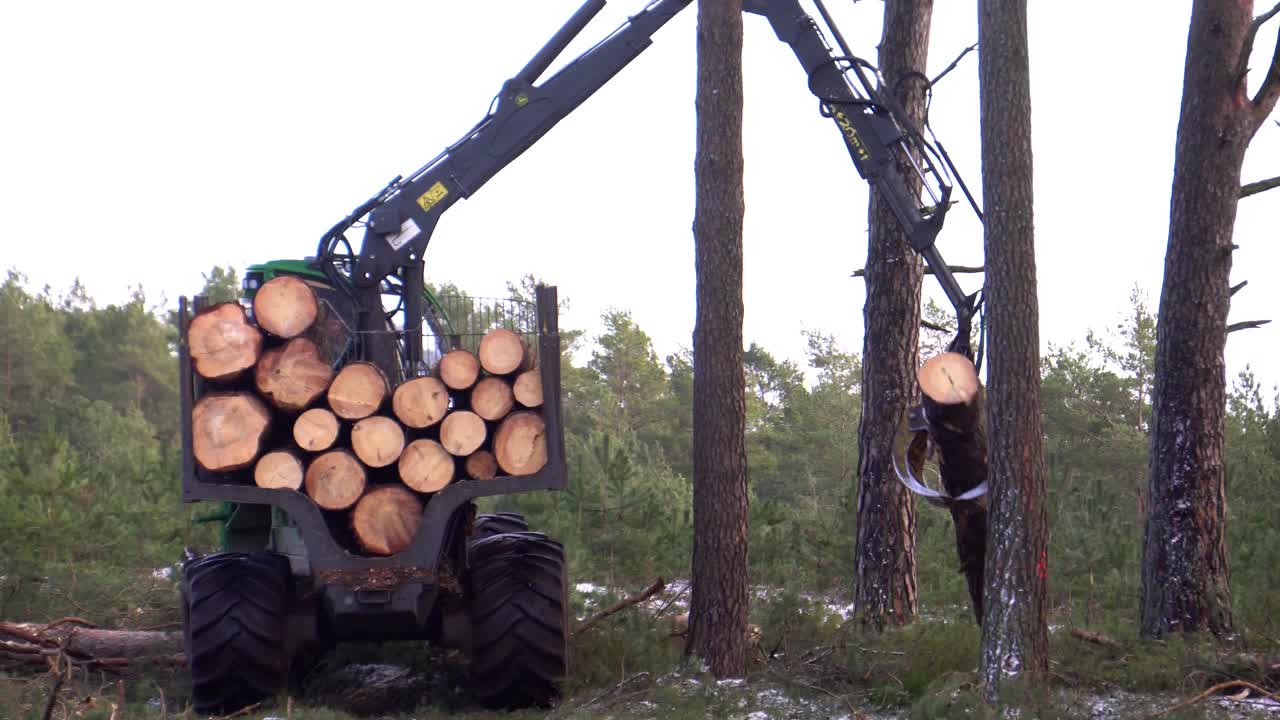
[2,1,1277,393]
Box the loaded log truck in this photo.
[176,0,984,713]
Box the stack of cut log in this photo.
[187,277,548,557]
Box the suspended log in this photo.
[464,450,498,481]
[255,337,335,412]
[478,328,530,375]
[328,362,389,420]
[470,377,515,421]
[392,376,450,429]
[253,275,319,339]
[304,450,367,510]
[437,349,480,391]
[351,416,406,468]
[294,408,340,452]
[351,485,423,556]
[513,369,543,408]
[187,303,263,382]
[917,351,988,624]
[398,439,455,493]
[254,450,304,490]
[493,411,548,476]
[439,411,487,456]
[191,393,272,472]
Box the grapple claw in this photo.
[892,428,951,508]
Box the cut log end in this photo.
[351,416,406,468]
[399,439,455,493]
[188,303,263,382]
[478,328,530,375]
[192,393,272,472]
[437,349,480,391]
[392,376,450,428]
[328,362,389,420]
[253,275,319,339]
[439,411,487,456]
[304,450,367,510]
[254,450,304,490]
[513,369,543,408]
[351,485,423,556]
[471,376,515,421]
[255,337,335,412]
[464,450,498,481]
[918,352,980,406]
[294,408,340,452]
[493,411,548,476]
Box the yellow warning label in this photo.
[417,181,450,213]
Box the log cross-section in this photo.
[351,485,423,556]
[464,450,498,481]
[392,376,450,429]
[187,303,263,382]
[478,328,530,375]
[293,408,340,452]
[513,369,543,408]
[471,377,515,421]
[254,450,304,490]
[255,337,335,412]
[191,392,272,472]
[328,362,389,420]
[304,450,367,510]
[493,411,548,476]
[253,275,319,339]
[439,411,487,457]
[399,438,455,493]
[350,416,406,468]
[437,349,480,391]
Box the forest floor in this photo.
[0,567,1277,719]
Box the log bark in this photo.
[255,337,335,412]
[437,349,480,391]
[350,415,406,468]
[191,392,272,472]
[398,439,455,493]
[493,411,548,476]
[304,450,367,510]
[254,450,304,490]
[187,303,263,382]
[328,362,389,420]
[351,485,423,556]
[917,352,988,625]
[253,275,319,339]
[0,621,183,667]
[478,328,530,375]
[513,369,543,408]
[439,410,486,457]
[294,408,340,452]
[392,376,449,429]
[464,450,498,481]
[470,377,515,421]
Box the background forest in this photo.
[1,266,1275,644]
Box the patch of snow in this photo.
[151,566,174,580]
[575,581,606,595]
[742,712,770,720]
[717,678,746,688]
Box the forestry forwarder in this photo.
[176,0,981,714]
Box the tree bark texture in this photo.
[853,0,931,630]
[977,0,1049,702]
[1140,0,1280,639]
[687,0,750,679]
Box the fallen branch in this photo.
[213,702,262,720]
[1070,627,1120,649]
[574,578,665,636]
[1142,680,1280,719]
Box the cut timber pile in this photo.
[187,283,551,557]
[917,351,989,624]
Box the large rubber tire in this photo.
[181,552,292,715]
[472,511,529,542]
[468,531,568,709]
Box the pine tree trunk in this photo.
[1139,0,1279,638]
[977,0,1049,702]
[852,0,930,629]
[687,0,749,679]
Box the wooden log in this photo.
[478,328,530,375]
[328,362,389,420]
[470,376,515,421]
[464,450,498,481]
[255,337,335,412]
[187,303,263,382]
[439,410,487,456]
[351,416,406,468]
[253,275,319,339]
[437,349,480,391]
[0,621,183,666]
[192,392,272,472]
[493,411,548,476]
[392,376,450,429]
[254,449,304,490]
[304,450,367,510]
[351,485,423,556]
[513,369,543,408]
[294,408,340,452]
[917,351,988,625]
[398,439,455,493]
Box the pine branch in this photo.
[931,43,978,87]
[1241,174,1280,198]
[851,264,984,278]
[1227,319,1272,333]
[1246,1,1280,128]
[1231,280,1248,296]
